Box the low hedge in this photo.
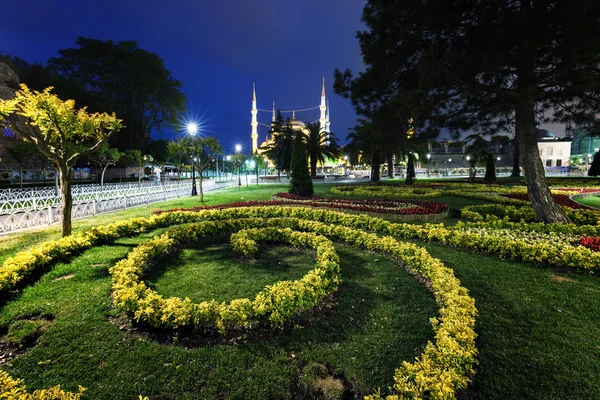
[0,370,85,399]
[109,223,340,332]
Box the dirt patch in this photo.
[551,274,577,284]
[53,273,75,282]
[91,263,107,268]
[0,314,54,367]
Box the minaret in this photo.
[325,100,331,133]
[272,102,276,122]
[319,77,327,132]
[251,83,258,154]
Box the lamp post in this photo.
[235,144,242,190]
[187,122,198,196]
[191,156,198,196]
[426,153,431,175]
[245,159,250,188]
[226,155,232,181]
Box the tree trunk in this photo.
[310,150,318,177]
[511,138,520,177]
[59,165,73,237]
[371,155,381,182]
[387,155,394,178]
[515,95,570,223]
[101,164,109,189]
[199,170,204,202]
[55,168,60,196]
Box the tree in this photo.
[7,140,38,187]
[166,140,186,184]
[124,150,144,187]
[89,144,123,189]
[289,130,313,197]
[178,136,222,202]
[346,119,384,181]
[484,154,497,183]
[304,122,340,177]
[49,37,186,151]
[0,85,122,236]
[260,110,294,178]
[588,151,600,177]
[405,153,416,184]
[146,139,170,164]
[337,0,600,223]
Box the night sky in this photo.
[0,0,366,153]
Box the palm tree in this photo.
[304,122,340,177]
[346,118,385,181]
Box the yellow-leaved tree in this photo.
[0,84,123,236]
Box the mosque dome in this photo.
[289,118,306,128]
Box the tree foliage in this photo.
[176,136,222,201]
[0,84,122,236]
[89,144,123,188]
[304,122,340,176]
[48,37,186,151]
[335,0,600,223]
[289,131,314,197]
[260,110,294,177]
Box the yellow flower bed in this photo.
[109,223,340,332]
[0,370,85,399]
[0,206,478,399]
[461,204,600,226]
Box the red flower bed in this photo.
[154,193,448,216]
[580,237,600,252]
[503,193,588,209]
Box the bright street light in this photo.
[187,122,198,136]
[235,144,242,153]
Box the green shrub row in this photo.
[109,223,340,332]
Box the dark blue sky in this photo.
[1,0,367,154]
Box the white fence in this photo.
[0,180,235,234]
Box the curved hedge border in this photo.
[0,370,85,399]
[154,192,449,222]
[110,224,340,333]
[0,207,477,399]
[331,185,444,199]
[461,203,600,226]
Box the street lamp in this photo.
[426,153,431,175]
[187,123,199,196]
[235,144,242,190]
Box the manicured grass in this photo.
[576,194,600,209]
[1,179,600,399]
[416,240,600,399]
[0,230,436,398]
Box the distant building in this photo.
[570,126,600,165]
[535,128,571,168]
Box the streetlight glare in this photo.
[187,122,198,136]
[235,144,242,153]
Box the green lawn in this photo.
[1,182,599,399]
[575,194,600,209]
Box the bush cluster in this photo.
[109,223,340,332]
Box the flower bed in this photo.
[0,370,85,399]
[155,192,449,222]
[110,223,340,332]
[331,185,444,199]
[461,203,600,226]
[0,206,477,400]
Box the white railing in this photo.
[0,179,237,234]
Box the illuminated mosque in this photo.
[250,78,331,154]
